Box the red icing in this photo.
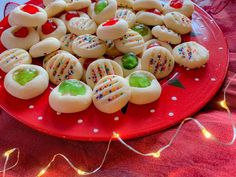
[170,0,184,9]
[147,42,160,49]
[65,11,80,21]
[21,4,39,14]
[102,19,119,27]
[83,58,96,70]
[80,7,88,13]
[13,27,29,38]
[41,20,57,35]
[146,9,161,15]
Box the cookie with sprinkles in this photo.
[133,0,163,11]
[43,50,69,69]
[44,0,66,18]
[78,58,97,82]
[60,11,90,28]
[136,9,164,26]
[117,0,134,8]
[60,33,77,54]
[65,0,91,11]
[172,41,209,69]
[115,8,136,28]
[93,75,131,114]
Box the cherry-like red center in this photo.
[13,27,29,38]
[83,58,96,70]
[21,4,39,14]
[65,11,80,21]
[170,0,184,9]
[146,9,161,15]
[103,19,119,26]
[147,42,160,49]
[41,20,57,35]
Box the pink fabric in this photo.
[1,1,236,177]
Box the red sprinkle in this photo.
[65,11,80,21]
[83,58,96,70]
[147,42,160,49]
[13,27,29,38]
[21,4,39,14]
[146,9,161,15]
[170,0,184,9]
[41,20,57,35]
[103,19,119,27]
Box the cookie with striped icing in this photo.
[65,0,91,11]
[115,8,136,28]
[43,50,69,69]
[117,0,134,8]
[45,0,66,18]
[131,24,152,42]
[136,9,164,26]
[133,0,163,11]
[143,39,172,55]
[93,75,131,114]
[60,33,77,54]
[60,11,90,28]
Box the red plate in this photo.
[0,0,229,141]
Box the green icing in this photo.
[13,68,38,86]
[129,73,151,88]
[121,53,138,70]
[59,80,86,96]
[131,24,149,36]
[95,0,108,14]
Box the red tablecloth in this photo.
[1,1,236,177]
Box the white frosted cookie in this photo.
[78,58,97,82]
[49,79,93,113]
[45,0,66,18]
[45,52,83,85]
[136,9,163,26]
[60,33,77,54]
[131,24,152,42]
[163,12,192,34]
[97,19,128,41]
[117,0,134,8]
[93,75,131,114]
[143,39,172,55]
[86,59,123,88]
[141,46,175,79]
[65,0,91,11]
[29,37,61,58]
[72,34,106,58]
[115,8,136,28]
[8,4,47,27]
[114,53,141,77]
[60,11,90,28]
[0,48,32,73]
[126,70,161,105]
[37,18,67,40]
[133,0,163,11]
[172,41,209,69]
[105,40,122,58]
[152,25,181,45]
[1,26,40,50]
[68,17,97,35]
[43,50,69,68]
[4,64,49,100]
[163,0,194,18]
[114,29,144,55]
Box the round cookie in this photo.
[0,48,32,73]
[131,24,152,42]
[105,40,122,58]
[60,11,90,28]
[37,18,67,40]
[43,50,69,68]
[136,9,163,26]
[152,25,181,45]
[133,0,163,11]
[117,0,134,8]
[60,33,77,54]
[96,19,128,41]
[172,41,209,69]
[78,58,97,82]
[4,64,49,100]
[1,26,40,50]
[115,8,136,28]
[163,12,192,34]
[72,34,106,58]
[49,79,93,113]
[93,75,131,114]
[65,0,91,11]
[45,0,66,18]
[29,37,61,58]
[8,4,47,27]
[143,39,172,55]
[68,17,97,35]
[114,29,144,55]
[126,70,161,105]
[141,46,175,79]
[86,59,123,88]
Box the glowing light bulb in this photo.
[202,128,212,139]
[220,100,229,110]
[150,151,161,158]
[113,132,120,138]
[77,169,86,175]
[4,148,16,157]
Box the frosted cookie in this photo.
[60,33,77,54]
[93,75,131,114]
[114,53,141,77]
[105,40,122,58]
[163,0,194,18]
[72,34,106,58]
[114,29,144,55]
[45,0,66,18]
[37,18,67,40]
[131,24,152,42]
[163,12,192,34]
[68,17,97,35]
[86,59,123,88]
[96,19,128,41]
[43,50,69,68]
[29,37,61,58]
[126,70,161,105]
[117,0,134,8]
[4,64,49,100]
[78,58,97,82]
[136,9,163,26]
[141,46,175,79]
[1,26,40,50]
[8,4,47,27]
[152,25,181,45]
[45,52,83,85]
[49,79,92,113]
[115,8,136,28]
[0,48,32,73]
[133,0,163,11]
[172,41,209,69]
[65,0,91,11]
[60,11,90,28]
[143,39,172,55]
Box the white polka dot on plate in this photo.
[186,68,190,71]
[93,128,99,133]
[219,47,223,50]
[194,78,200,81]
[57,112,61,115]
[150,109,155,113]
[168,112,174,117]
[29,105,34,109]
[203,37,207,41]
[0,76,2,79]
[114,116,119,121]
[0,27,3,30]
[171,96,177,101]
[38,116,43,120]
[77,119,83,124]
[211,78,216,82]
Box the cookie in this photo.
[126,70,161,105]
[115,8,136,28]
[65,0,91,11]
[143,39,172,55]
[93,75,131,114]
[172,41,209,69]
[117,0,134,8]
[43,50,69,68]
[0,48,32,73]
[131,23,152,42]
[60,33,77,54]
[43,0,55,6]
[78,58,97,82]
[136,9,163,26]
[49,79,93,113]
[105,40,122,58]
[133,0,163,11]
[141,46,175,79]
[4,64,49,99]
[45,0,66,18]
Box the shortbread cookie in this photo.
[133,0,163,11]
[60,33,77,54]
[143,39,172,54]
[45,52,83,85]
[163,12,192,34]
[114,53,141,77]
[72,34,106,58]
[86,59,123,88]
[115,8,136,28]
[1,26,40,50]
[78,58,97,82]
[131,24,152,42]
[68,17,97,35]
[45,0,66,18]
[93,75,131,114]
[105,40,122,58]
[8,4,47,27]
[97,19,128,40]
[142,46,175,79]
[4,64,49,99]
[65,0,91,11]
[0,48,32,73]
[43,50,69,68]
[114,29,144,55]
[60,11,90,28]
[163,0,194,18]
[29,37,61,58]
[152,25,181,45]
[136,9,163,26]
[37,18,67,40]
[117,0,134,8]
[126,70,161,105]
[172,41,209,69]
[49,79,93,113]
